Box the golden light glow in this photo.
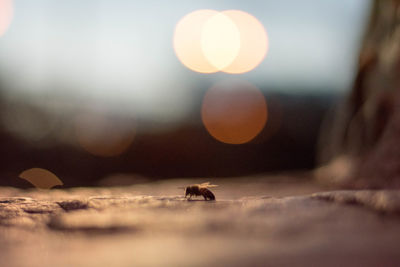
[0,0,13,37]
[173,9,268,74]
[201,12,241,70]
[173,9,219,73]
[201,80,268,144]
[74,111,135,157]
[221,10,268,74]
[19,168,63,189]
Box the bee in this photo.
[179,182,218,201]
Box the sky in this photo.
[0,0,371,121]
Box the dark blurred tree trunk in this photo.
[316,0,400,188]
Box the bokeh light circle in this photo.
[74,110,135,157]
[201,12,241,70]
[173,9,220,73]
[173,9,268,74]
[201,80,268,144]
[0,0,13,37]
[19,168,63,189]
[221,10,268,74]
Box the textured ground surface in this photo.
[1,175,400,267]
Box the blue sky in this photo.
[0,0,371,120]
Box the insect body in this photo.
[182,182,218,201]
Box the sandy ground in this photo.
[1,175,400,267]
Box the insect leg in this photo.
[201,188,215,200]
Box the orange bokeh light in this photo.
[19,168,63,189]
[0,0,13,37]
[74,111,135,157]
[201,80,268,144]
[173,9,268,74]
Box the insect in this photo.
[179,182,218,201]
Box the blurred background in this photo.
[0,0,371,187]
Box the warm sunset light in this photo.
[173,9,268,74]
[201,12,241,70]
[221,10,268,74]
[0,0,13,37]
[173,9,220,73]
[19,168,63,189]
[201,80,268,144]
[74,111,135,157]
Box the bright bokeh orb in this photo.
[201,12,241,70]
[19,168,63,189]
[201,80,268,144]
[0,0,13,37]
[221,10,268,74]
[173,9,219,73]
[173,9,268,74]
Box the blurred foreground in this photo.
[1,175,400,267]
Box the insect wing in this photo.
[199,182,218,188]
